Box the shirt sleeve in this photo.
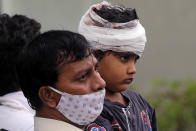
[137,93,158,131]
[151,108,158,131]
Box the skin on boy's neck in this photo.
[105,89,128,106]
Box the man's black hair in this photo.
[93,5,138,23]
[0,14,41,96]
[17,30,90,111]
[0,129,8,131]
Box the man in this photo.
[0,14,41,131]
[17,30,106,131]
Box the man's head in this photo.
[78,1,146,92]
[17,30,105,126]
[0,14,41,96]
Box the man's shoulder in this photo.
[34,117,82,131]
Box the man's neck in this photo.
[36,105,85,129]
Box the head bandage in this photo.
[78,1,147,57]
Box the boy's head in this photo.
[17,30,106,125]
[0,14,41,96]
[79,1,146,92]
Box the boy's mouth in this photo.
[123,78,134,84]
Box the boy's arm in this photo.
[141,96,158,131]
[85,116,115,131]
[132,91,158,131]
[151,108,158,131]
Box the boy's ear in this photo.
[38,86,59,108]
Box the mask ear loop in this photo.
[48,86,63,95]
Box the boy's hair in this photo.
[0,14,41,96]
[93,6,139,60]
[17,30,90,111]
[93,50,139,61]
[93,5,138,23]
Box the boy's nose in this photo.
[127,61,136,75]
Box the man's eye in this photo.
[79,73,88,81]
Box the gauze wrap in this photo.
[78,1,147,57]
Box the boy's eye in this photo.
[94,63,99,72]
[120,55,129,62]
[135,58,138,64]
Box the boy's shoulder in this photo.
[122,88,140,97]
[121,89,144,101]
[122,89,154,110]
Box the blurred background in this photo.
[0,0,196,130]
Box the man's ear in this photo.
[38,86,60,108]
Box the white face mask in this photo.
[48,86,105,125]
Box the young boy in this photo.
[79,1,157,131]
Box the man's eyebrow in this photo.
[73,56,98,78]
[73,67,91,78]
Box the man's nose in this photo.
[92,71,106,91]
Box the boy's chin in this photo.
[119,84,129,91]
[107,84,129,92]
[121,83,130,87]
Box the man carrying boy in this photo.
[79,1,157,131]
[17,30,106,130]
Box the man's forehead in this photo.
[58,55,96,74]
[57,49,92,64]
[69,54,94,66]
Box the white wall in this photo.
[1,0,196,91]
[124,0,196,92]
[1,0,92,31]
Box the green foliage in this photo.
[146,79,196,131]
